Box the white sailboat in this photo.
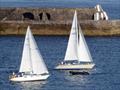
[10,26,49,82]
[55,11,95,72]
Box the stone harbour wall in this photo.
[0,8,120,36]
[0,20,120,36]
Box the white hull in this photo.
[10,74,49,82]
[55,63,95,70]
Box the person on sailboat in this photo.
[12,72,15,75]
[60,61,63,65]
[10,72,16,79]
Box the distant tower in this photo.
[94,4,109,21]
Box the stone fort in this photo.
[0,7,120,36]
[0,8,95,22]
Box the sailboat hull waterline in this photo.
[55,63,95,70]
[10,74,49,82]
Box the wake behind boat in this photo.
[10,26,49,82]
[55,11,95,73]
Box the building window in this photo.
[23,12,34,20]
[39,13,43,20]
[46,13,51,20]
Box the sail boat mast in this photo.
[27,27,34,73]
[75,11,80,63]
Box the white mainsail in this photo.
[64,11,78,61]
[64,11,93,63]
[19,27,32,72]
[19,26,49,74]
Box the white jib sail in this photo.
[28,27,49,74]
[78,26,93,62]
[19,26,32,73]
[64,11,78,61]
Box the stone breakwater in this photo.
[0,8,120,36]
[0,20,120,36]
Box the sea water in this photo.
[0,36,120,90]
[0,0,120,90]
[0,0,120,19]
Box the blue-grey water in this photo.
[0,36,120,90]
[0,0,120,19]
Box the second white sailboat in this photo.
[55,11,95,72]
